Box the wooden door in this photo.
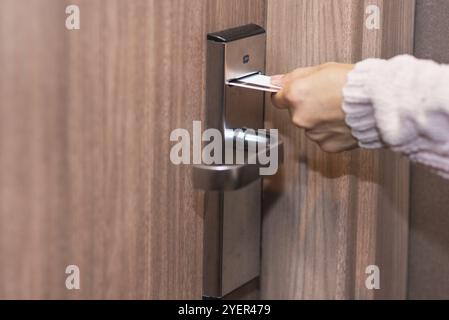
[0,0,415,300]
[0,0,264,299]
[261,0,414,299]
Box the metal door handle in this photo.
[198,24,284,298]
[193,136,283,191]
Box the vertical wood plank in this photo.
[0,0,207,299]
[408,0,449,300]
[0,0,69,299]
[262,0,413,299]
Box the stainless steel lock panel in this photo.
[206,24,266,136]
[207,24,265,82]
[202,180,261,297]
[196,24,283,298]
[221,180,261,295]
[225,86,263,132]
[222,33,266,82]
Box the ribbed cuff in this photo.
[342,59,386,149]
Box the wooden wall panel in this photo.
[0,0,70,299]
[207,0,265,31]
[61,0,208,299]
[262,0,414,299]
[0,0,264,299]
[408,0,449,300]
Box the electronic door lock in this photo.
[193,24,283,192]
[193,24,284,299]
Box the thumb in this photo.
[270,74,285,87]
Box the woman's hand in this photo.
[271,63,358,153]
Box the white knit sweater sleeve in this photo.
[342,54,449,179]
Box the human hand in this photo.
[271,63,358,153]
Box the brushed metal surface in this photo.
[222,180,261,295]
[200,25,267,298]
[224,33,266,82]
[193,137,283,191]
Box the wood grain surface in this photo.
[408,0,449,300]
[261,0,414,299]
[0,0,417,300]
[0,0,264,299]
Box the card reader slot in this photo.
[227,73,282,93]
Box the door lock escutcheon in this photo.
[193,24,283,299]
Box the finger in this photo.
[270,66,321,110]
[305,130,328,142]
[270,66,317,87]
[307,131,358,153]
[288,65,321,82]
[271,90,289,109]
[320,134,358,153]
[270,74,285,87]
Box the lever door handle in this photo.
[193,137,283,191]
[200,24,282,298]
